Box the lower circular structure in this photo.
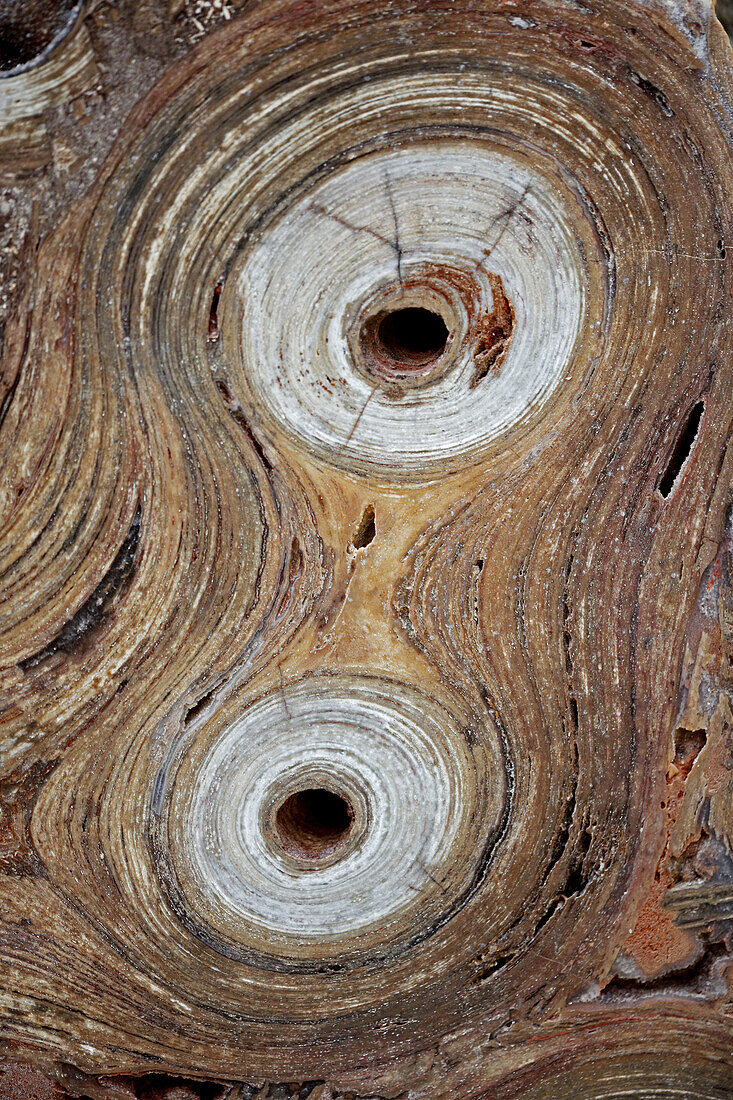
[155,675,506,970]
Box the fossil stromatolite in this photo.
[0,0,732,1097]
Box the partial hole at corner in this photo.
[0,0,80,72]
[377,307,449,363]
[275,788,354,861]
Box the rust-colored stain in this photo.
[620,733,705,979]
[470,272,516,388]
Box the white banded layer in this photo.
[160,675,505,965]
[232,143,585,478]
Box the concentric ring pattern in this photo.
[159,675,503,964]
[233,142,586,476]
[2,0,733,1094]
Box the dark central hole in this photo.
[376,307,449,363]
[275,788,354,860]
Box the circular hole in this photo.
[376,307,449,364]
[275,788,354,861]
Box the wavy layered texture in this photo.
[0,1,732,1097]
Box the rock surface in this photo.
[0,1,732,1096]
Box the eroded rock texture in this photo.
[0,0,732,1096]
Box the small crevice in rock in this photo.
[673,727,707,772]
[472,952,514,985]
[215,381,272,472]
[184,685,218,728]
[19,505,141,670]
[208,279,223,342]
[658,399,704,497]
[628,68,674,117]
[351,504,376,550]
[562,824,593,898]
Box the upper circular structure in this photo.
[231,142,587,478]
